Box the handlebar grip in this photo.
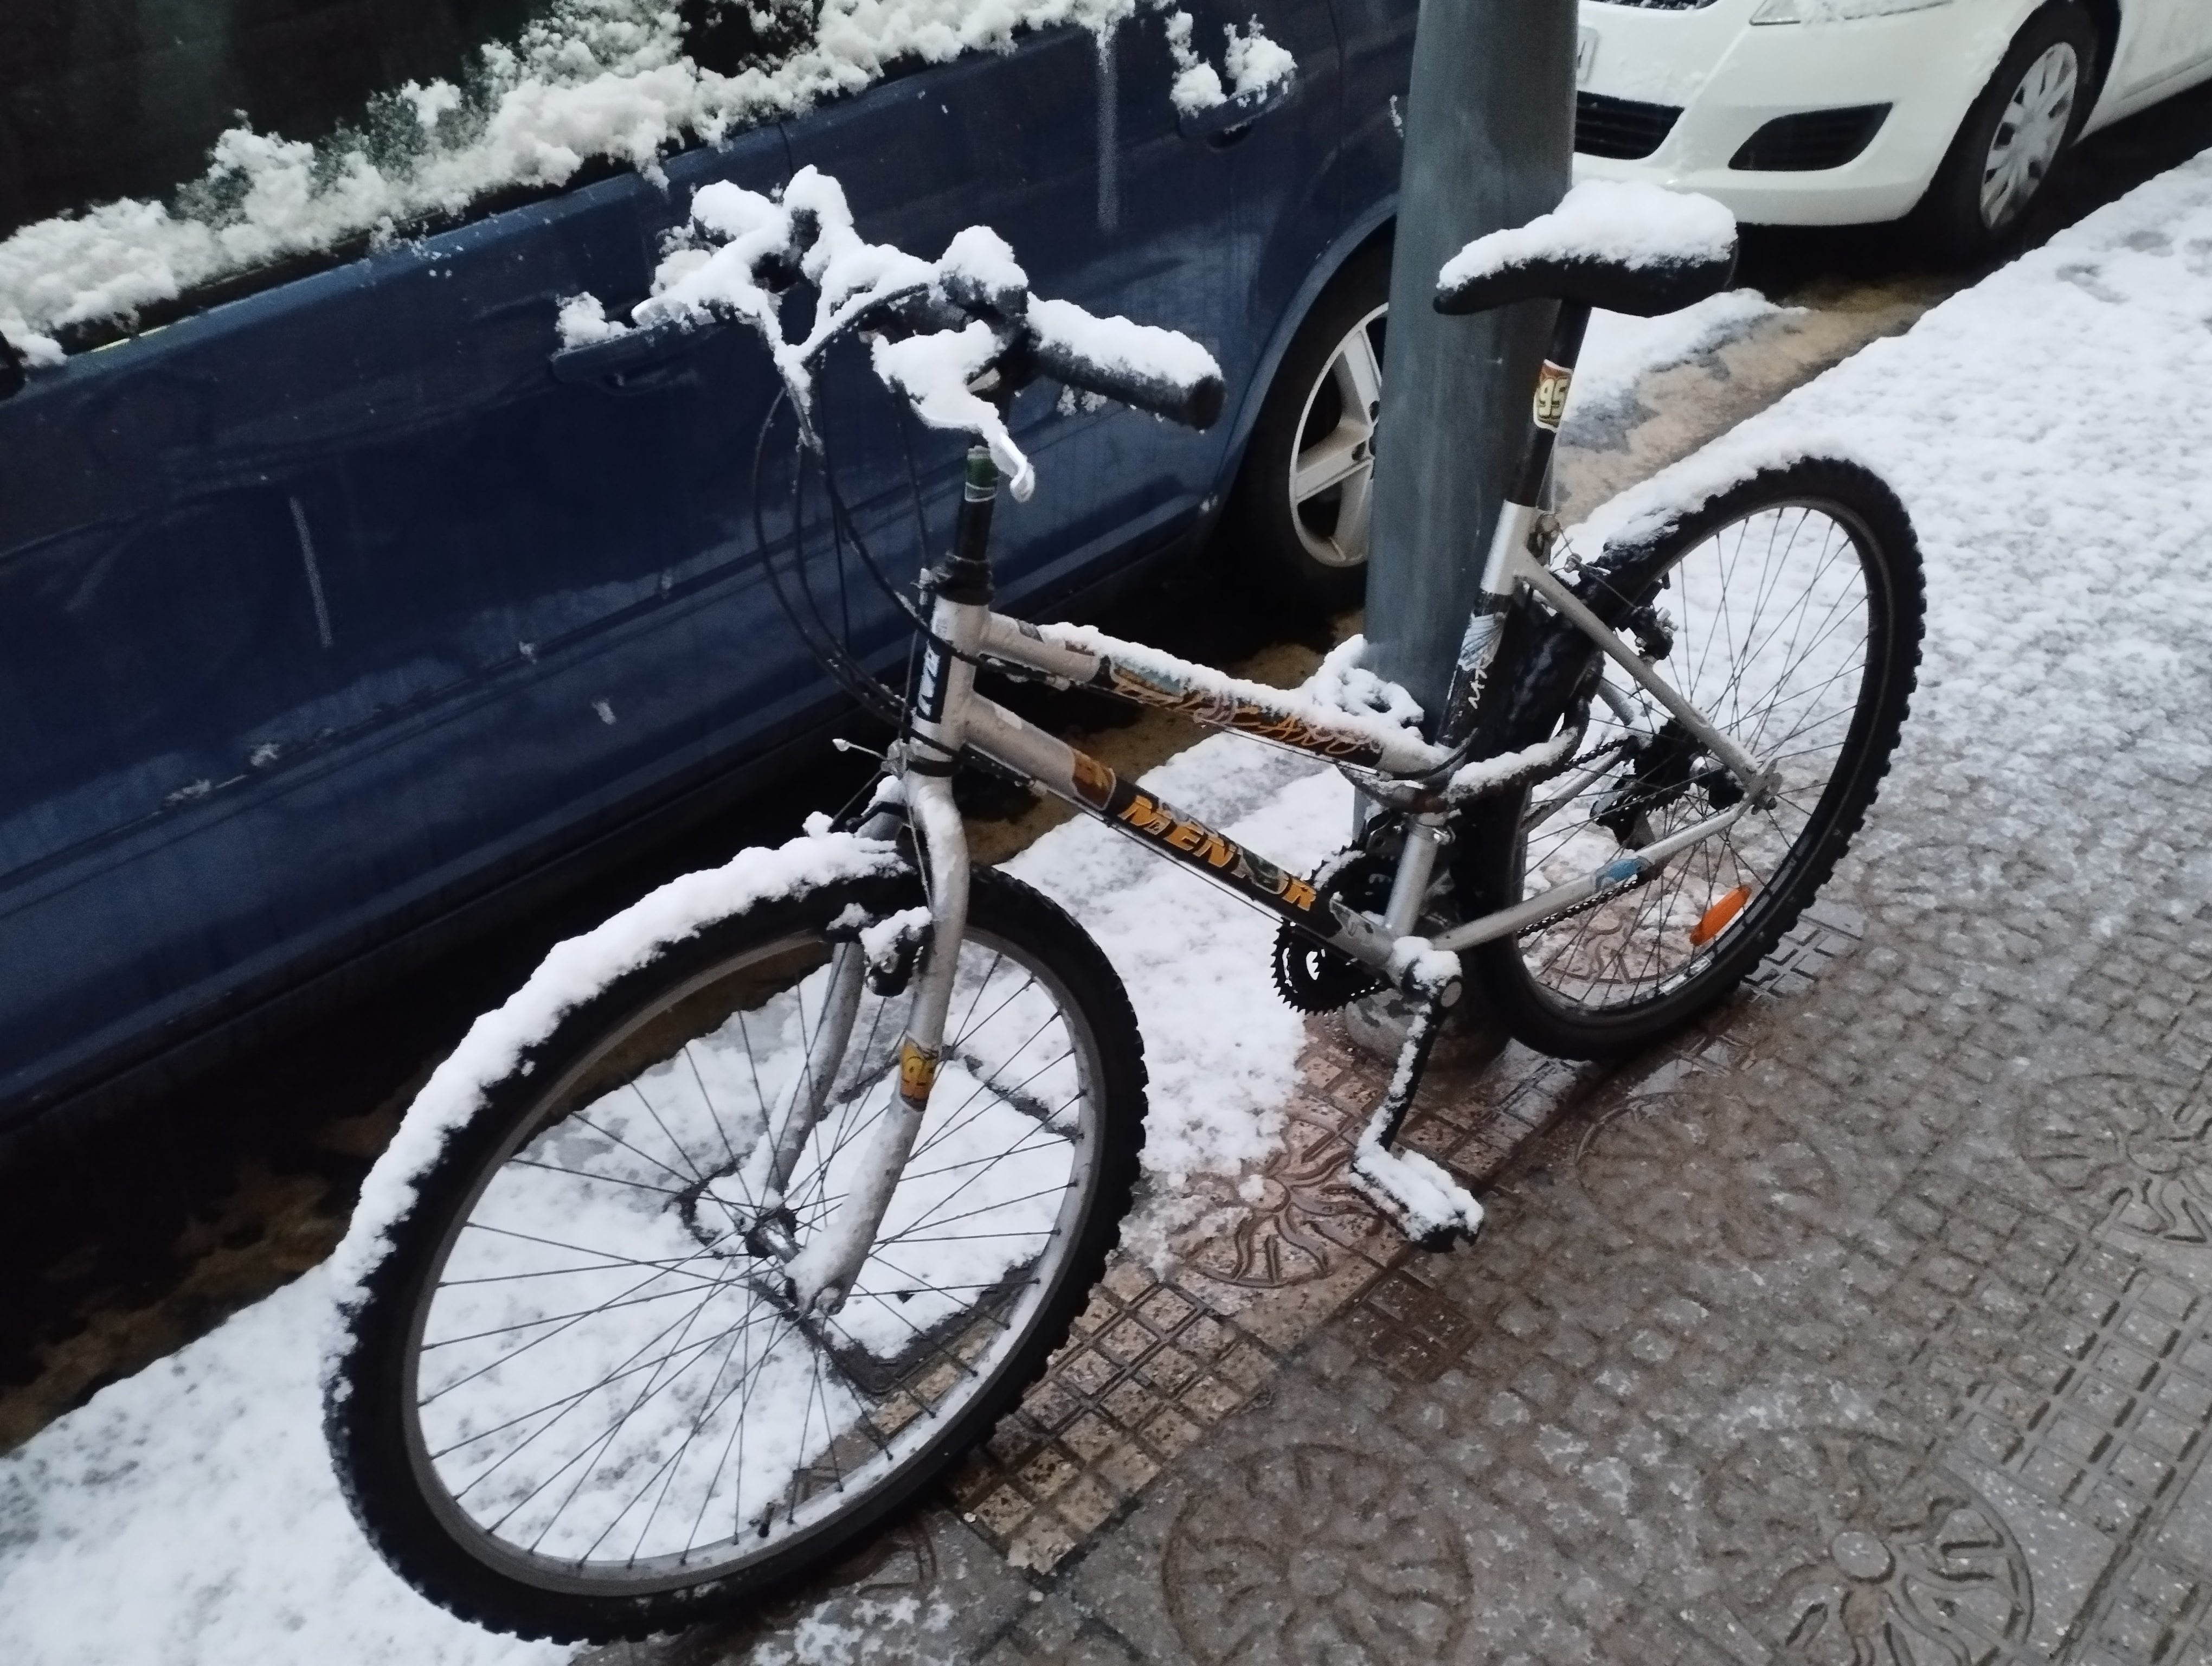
[1026,298,1225,430]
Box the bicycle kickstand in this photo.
[1346,977,1485,1252]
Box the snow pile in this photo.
[1351,1139,1483,1242]
[568,166,1219,495]
[1436,178,1738,298]
[1298,633,1427,735]
[1027,294,1223,394]
[325,823,905,1321]
[1570,289,1789,420]
[0,1270,564,1666]
[1445,729,1583,800]
[1,0,1281,363]
[1163,9,1296,115]
[2,0,696,359]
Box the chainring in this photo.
[1271,849,1393,1013]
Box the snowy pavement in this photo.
[10,141,2212,1665]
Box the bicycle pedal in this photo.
[1348,1140,1483,1248]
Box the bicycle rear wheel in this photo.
[1462,458,1923,1058]
[325,863,1144,1641]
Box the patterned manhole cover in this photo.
[1164,1443,1468,1663]
[1709,1428,2033,1666]
[2017,1068,2212,1242]
[1176,1101,1377,1288]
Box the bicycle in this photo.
[322,169,1924,1641]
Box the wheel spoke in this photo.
[1293,426,1371,502]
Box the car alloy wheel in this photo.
[1287,304,1386,571]
[1226,242,1390,614]
[1980,42,2079,232]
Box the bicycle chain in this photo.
[1515,873,1650,940]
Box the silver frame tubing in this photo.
[788,499,1788,1294]
[782,591,981,1313]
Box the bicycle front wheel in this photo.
[325,863,1144,1641]
[1462,457,1924,1058]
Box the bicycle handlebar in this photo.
[1026,299,1225,430]
[864,277,1223,432]
[559,169,1225,501]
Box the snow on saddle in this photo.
[1435,178,1739,319]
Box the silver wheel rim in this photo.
[1980,42,2078,232]
[397,921,1105,1593]
[1287,303,1386,571]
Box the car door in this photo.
[2104,0,2212,107]
[776,1,1339,636]
[1330,0,1418,230]
[0,2,798,1114]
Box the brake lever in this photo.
[938,265,1029,328]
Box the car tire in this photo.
[1915,1,2099,264]
[1224,242,1391,616]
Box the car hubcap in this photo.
[1980,43,2078,232]
[1288,304,1386,570]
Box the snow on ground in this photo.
[1570,150,2212,798]
[0,1270,565,1666]
[8,145,2212,1666]
[1006,734,1351,1251]
[1571,289,1788,422]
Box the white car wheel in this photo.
[1919,2,2098,262]
[1980,42,2081,232]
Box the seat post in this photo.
[1432,297,1594,752]
[1507,299,1592,509]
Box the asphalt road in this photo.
[3,79,2208,1454]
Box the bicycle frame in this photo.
[784,300,1780,1304]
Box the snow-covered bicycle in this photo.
[322,171,1922,1640]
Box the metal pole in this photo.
[1364,0,1576,722]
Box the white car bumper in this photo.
[1573,0,2033,227]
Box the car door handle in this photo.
[1177,71,1298,147]
[548,317,725,392]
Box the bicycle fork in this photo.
[781,456,996,1315]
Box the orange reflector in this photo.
[1689,885,1752,948]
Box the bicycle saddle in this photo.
[1434,179,1739,319]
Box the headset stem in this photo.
[938,446,999,606]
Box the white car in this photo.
[1573,0,2212,254]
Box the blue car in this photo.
[0,0,1411,1137]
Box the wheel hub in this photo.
[1288,305,1386,571]
[1981,43,2078,231]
